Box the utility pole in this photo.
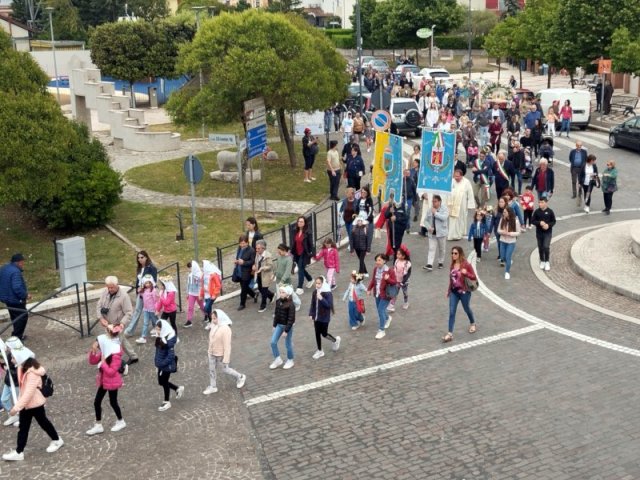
[467,0,472,79]
[45,7,61,105]
[192,6,206,139]
[430,24,435,67]
[356,0,363,115]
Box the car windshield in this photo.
[431,72,450,79]
[392,102,416,114]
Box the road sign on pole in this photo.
[183,154,203,261]
[244,97,268,159]
[208,133,237,146]
[371,110,392,131]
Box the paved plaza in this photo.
[2,68,640,478]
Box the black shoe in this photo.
[438,263,444,269]
[571,194,576,199]
[605,210,611,215]
[253,295,258,303]
[183,321,193,328]
[128,358,139,365]
[423,264,433,271]
[237,305,246,311]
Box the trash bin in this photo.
[148,86,158,109]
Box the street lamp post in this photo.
[45,7,61,105]
[467,0,472,79]
[356,0,363,115]
[430,24,435,67]
[192,6,206,139]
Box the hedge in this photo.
[326,32,483,50]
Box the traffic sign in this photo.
[183,154,204,184]
[416,28,432,39]
[244,97,268,158]
[244,97,266,120]
[598,59,612,75]
[208,133,237,145]
[371,110,392,131]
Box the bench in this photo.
[609,95,638,116]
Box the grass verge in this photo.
[0,203,294,301]
[124,141,329,203]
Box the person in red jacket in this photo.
[156,276,178,333]
[443,246,477,343]
[367,254,397,340]
[86,327,126,436]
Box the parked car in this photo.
[389,98,422,137]
[537,88,591,130]
[415,67,452,87]
[345,82,372,113]
[366,59,390,74]
[609,116,640,152]
[394,64,420,82]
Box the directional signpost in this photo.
[183,154,204,261]
[244,97,268,216]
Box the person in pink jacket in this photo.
[156,276,178,334]
[203,309,246,395]
[2,347,63,462]
[314,237,340,290]
[86,327,126,436]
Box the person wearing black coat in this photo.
[350,215,369,274]
[269,286,296,370]
[492,152,516,200]
[292,217,314,294]
[578,154,600,213]
[530,158,555,200]
[508,143,526,194]
[245,217,263,250]
[385,199,408,259]
[234,235,256,311]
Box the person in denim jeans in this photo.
[559,100,573,138]
[269,286,296,370]
[366,254,397,340]
[497,207,521,280]
[443,246,477,343]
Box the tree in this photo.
[501,0,521,18]
[0,30,121,229]
[266,0,302,14]
[127,0,168,21]
[611,27,640,76]
[176,0,233,15]
[42,0,86,41]
[454,10,497,37]
[483,18,515,83]
[166,10,348,168]
[90,19,193,106]
[349,0,376,46]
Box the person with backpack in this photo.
[2,347,63,461]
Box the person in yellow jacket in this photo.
[203,309,246,395]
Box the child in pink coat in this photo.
[156,276,178,333]
[86,327,126,436]
[314,237,340,290]
[136,275,158,344]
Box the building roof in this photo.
[0,13,36,32]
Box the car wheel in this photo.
[609,134,617,148]
[405,109,421,128]
[579,125,587,131]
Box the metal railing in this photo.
[0,283,85,338]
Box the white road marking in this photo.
[245,324,544,407]
[554,134,610,151]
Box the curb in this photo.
[0,288,104,322]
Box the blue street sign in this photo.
[183,154,204,184]
[247,122,267,158]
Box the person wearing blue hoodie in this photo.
[308,276,340,360]
[154,320,183,412]
[0,254,30,341]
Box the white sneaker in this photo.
[312,350,325,360]
[351,325,360,331]
[387,305,395,312]
[12,421,19,428]
[111,419,126,432]
[332,336,341,352]
[3,415,19,426]
[283,359,295,369]
[86,423,104,436]
[402,302,409,310]
[384,315,393,329]
[306,280,315,289]
[46,438,64,453]
[295,288,304,296]
[360,315,365,326]
[584,206,590,213]
[123,364,129,376]
[375,330,386,339]
[544,262,551,271]
[539,261,545,270]
[2,450,23,461]
[270,356,283,369]
[135,337,147,344]
[204,323,211,330]
[505,272,510,280]
[158,401,172,412]
[295,305,301,312]
[236,374,247,389]
[203,386,218,395]
[176,386,185,399]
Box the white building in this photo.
[300,0,356,28]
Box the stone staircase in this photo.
[70,67,181,152]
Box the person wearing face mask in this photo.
[309,276,340,360]
[203,309,246,395]
[2,346,63,461]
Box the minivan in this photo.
[537,88,591,130]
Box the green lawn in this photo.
[124,141,329,203]
[0,203,294,301]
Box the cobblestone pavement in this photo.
[2,104,640,479]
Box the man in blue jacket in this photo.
[0,254,30,340]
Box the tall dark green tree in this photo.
[501,0,522,18]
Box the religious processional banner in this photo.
[416,130,456,197]
[372,131,404,203]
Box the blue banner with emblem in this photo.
[416,130,455,196]
[372,132,404,203]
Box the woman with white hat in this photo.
[203,309,246,395]
[156,276,178,333]
[154,320,183,411]
[269,285,297,370]
[86,326,126,435]
[185,260,205,328]
[2,346,63,461]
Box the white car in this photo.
[389,98,422,137]
[415,67,453,87]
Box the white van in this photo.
[537,88,591,130]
